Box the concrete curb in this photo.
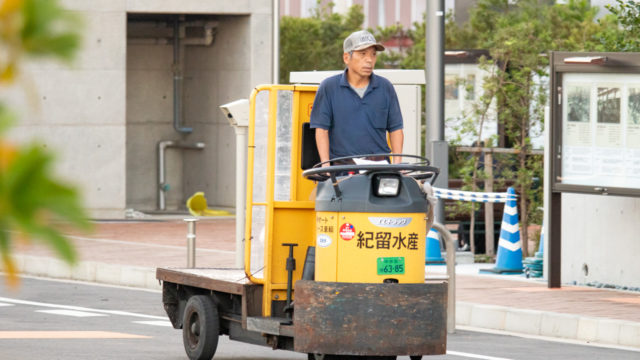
[457,301,640,349]
[13,254,640,350]
[14,254,161,291]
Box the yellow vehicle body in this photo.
[315,211,426,283]
[243,85,432,315]
[244,85,319,316]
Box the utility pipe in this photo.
[128,20,218,46]
[173,16,192,134]
[157,140,205,211]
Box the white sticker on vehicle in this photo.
[368,217,412,228]
[317,234,332,248]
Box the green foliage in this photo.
[0,0,87,286]
[1,0,81,82]
[444,10,478,50]
[20,0,81,60]
[599,0,640,51]
[277,0,635,251]
[0,105,13,133]
[397,15,426,70]
[0,138,90,262]
[279,3,363,83]
[549,0,603,51]
[374,23,409,68]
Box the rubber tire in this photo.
[182,295,219,360]
[410,357,423,360]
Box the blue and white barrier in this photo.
[433,187,517,203]
[432,186,524,274]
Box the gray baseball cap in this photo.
[343,30,385,53]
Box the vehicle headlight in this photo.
[374,176,400,197]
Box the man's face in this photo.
[343,46,377,78]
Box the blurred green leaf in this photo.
[0,0,86,286]
[0,104,15,134]
[1,143,90,267]
[20,0,81,60]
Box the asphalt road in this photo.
[0,276,638,360]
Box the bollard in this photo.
[185,218,197,268]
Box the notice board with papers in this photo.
[547,52,640,288]
[550,52,640,197]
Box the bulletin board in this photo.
[550,52,640,197]
[547,52,640,288]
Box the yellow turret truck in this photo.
[156,85,447,360]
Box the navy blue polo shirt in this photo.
[310,69,403,159]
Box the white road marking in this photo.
[458,325,640,353]
[132,320,173,327]
[0,331,150,339]
[0,302,14,307]
[37,309,107,317]
[0,297,167,320]
[447,350,513,360]
[15,274,161,293]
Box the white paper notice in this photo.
[560,75,640,189]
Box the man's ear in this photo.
[343,52,350,65]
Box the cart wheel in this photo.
[183,295,219,360]
[410,357,423,360]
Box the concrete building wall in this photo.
[562,194,640,288]
[126,2,273,213]
[7,0,273,218]
[182,16,252,210]
[7,3,128,218]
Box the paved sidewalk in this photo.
[9,218,640,350]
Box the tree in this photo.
[378,0,621,256]
[599,0,640,52]
[278,0,630,256]
[279,3,364,83]
[0,0,89,287]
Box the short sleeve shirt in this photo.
[309,69,403,159]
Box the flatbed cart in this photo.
[157,85,448,360]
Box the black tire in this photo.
[410,357,423,360]
[182,295,219,360]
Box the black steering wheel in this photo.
[302,154,439,184]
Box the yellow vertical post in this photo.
[261,89,280,316]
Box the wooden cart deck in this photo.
[156,267,254,294]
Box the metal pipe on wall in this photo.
[157,140,205,210]
[128,20,217,46]
[173,16,192,134]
